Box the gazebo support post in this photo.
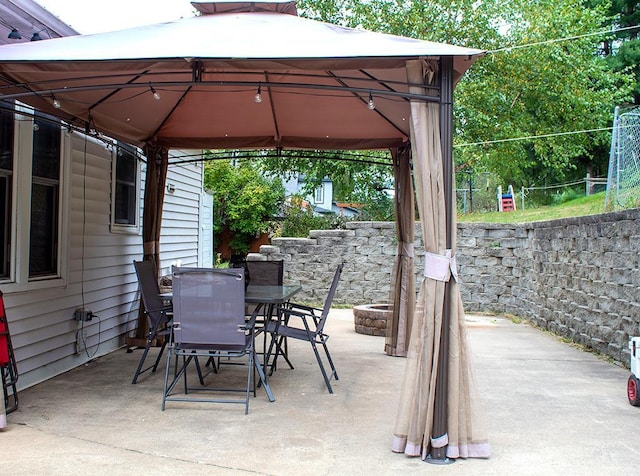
[427,55,454,465]
[132,143,169,342]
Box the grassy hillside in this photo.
[458,192,609,224]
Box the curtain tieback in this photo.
[423,250,458,282]
[400,242,414,258]
[431,433,449,449]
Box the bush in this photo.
[204,160,285,254]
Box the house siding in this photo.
[0,0,210,390]
[2,137,209,390]
[157,151,208,275]
[3,133,138,388]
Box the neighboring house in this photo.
[283,173,360,217]
[0,0,212,389]
[333,202,362,218]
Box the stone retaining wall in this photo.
[254,209,640,365]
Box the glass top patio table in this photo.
[245,285,302,304]
[159,284,301,304]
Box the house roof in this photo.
[0,0,78,45]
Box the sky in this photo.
[34,0,197,34]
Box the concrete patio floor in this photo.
[3,309,640,475]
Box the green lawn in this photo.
[458,192,609,224]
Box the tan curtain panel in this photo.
[385,145,416,357]
[391,59,490,460]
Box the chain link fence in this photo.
[606,105,640,210]
[457,175,607,214]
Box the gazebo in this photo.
[0,0,489,462]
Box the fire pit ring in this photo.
[352,304,391,336]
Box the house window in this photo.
[111,144,140,231]
[314,184,324,204]
[0,104,68,289]
[29,112,61,277]
[0,102,13,279]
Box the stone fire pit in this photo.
[353,304,391,336]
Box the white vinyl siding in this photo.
[2,138,209,389]
[157,151,206,276]
[4,133,139,387]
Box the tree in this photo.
[256,150,394,215]
[588,0,640,104]
[204,159,285,255]
[297,0,635,188]
[456,0,633,186]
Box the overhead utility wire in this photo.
[455,117,640,148]
[464,26,640,147]
[455,126,612,148]
[486,23,640,54]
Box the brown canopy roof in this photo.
[0,1,483,150]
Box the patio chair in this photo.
[245,260,285,348]
[131,260,173,384]
[245,260,284,286]
[162,267,270,414]
[244,260,284,324]
[265,262,344,393]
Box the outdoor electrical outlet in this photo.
[74,308,92,321]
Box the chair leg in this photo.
[320,338,338,381]
[151,341,167,373]
[131,338,153,384]
[309,340,334,394]
[264,331,294,376]
[245,352,253,415]
[161,347,174,411]
[193,356,205,385]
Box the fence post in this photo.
[521,186,525,210]
[586,173,590,196]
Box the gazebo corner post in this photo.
[134,142,169,341]
[141,142,169,272]
[427,55,455,465]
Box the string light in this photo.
[8,28,21,40]
[367,91,375,110]
[150,86,160,101]
[254,83,263,103]
[52,95,61,109]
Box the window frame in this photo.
[0,103,70,291]
[110,143,141,234]
[314,184,324,204]
[0,101,15,281]
[29,110,62,279]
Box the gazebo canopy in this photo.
[0,0,482,150]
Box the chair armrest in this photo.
[274,304,322,334]
[276,306,314,320]
[277,303,321,316]
[285,302,318,312]
[146,304,173,314]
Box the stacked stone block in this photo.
[255,209,640,366]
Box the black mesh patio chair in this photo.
[162,267,271,414]
[265,262,344,393]
[245,260,285,350]
[245,260,284,286]
[245,261,284,319]
[131,260,173,384]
